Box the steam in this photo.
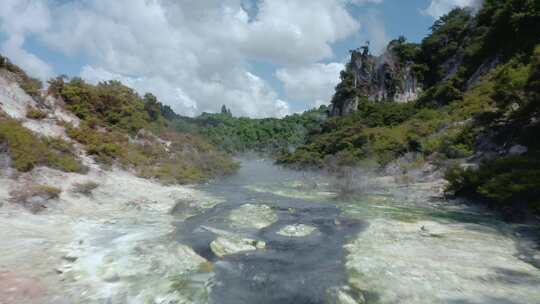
[423,0,484,19]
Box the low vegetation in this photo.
[1,57,238,184]
[0,112,85,173]
[72,181,99,196]
[53,78,239,183]
[445,45,540,218]
[445,156,540,219]
[9,184,62,213]
[26,105,48,120]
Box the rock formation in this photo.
[330,41,422,116]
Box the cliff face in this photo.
[352,46,422,103]
[330,43,422,116]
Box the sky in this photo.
[0,0,482,118]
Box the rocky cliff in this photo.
[330,41,422,116]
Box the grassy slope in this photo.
[55,78,239,184]
[0,112,85,173]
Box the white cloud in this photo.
[276,63,344,107]
[349,0,383,4]
[0,0,383,117]
[360,10,391,55]
[423,0,483,19]
[0,0,53,80]
[239,0,361,64]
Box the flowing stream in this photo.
[173,159,540,304]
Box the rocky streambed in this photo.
[174,159,540,304]
[1,159,539,303]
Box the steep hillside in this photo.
[0,56,238,186]
[279,0,540,218]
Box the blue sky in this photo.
[0,0,479,117]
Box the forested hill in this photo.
[167,106,328,155]
[278,0,540,219]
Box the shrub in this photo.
[445,156,540,217]
[0,113,85,172]
[20,78,43,99]
[417,81,463,108]
[26,106,48,120]
[72,181,99,196]
[34,185,62,199]
[9,184,62,213]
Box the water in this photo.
[173,159,540,304]
[175,159,365,303]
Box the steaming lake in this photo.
[172,159,540,304]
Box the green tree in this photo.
[144,93,161,121]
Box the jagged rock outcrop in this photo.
[352,43,421,103]
[330,42,422,116]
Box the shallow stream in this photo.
[173,159,540,304]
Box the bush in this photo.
[59,79,166,134]
[72,181,99,196]
[9,184,62,213]
[34,185,62,199]
[66,123,238,184]
[446,156,540,217]
[0,114,85,172]
[20,78,43,99]
[417,81,463,108]
[26,106,48,120]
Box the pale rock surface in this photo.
[229,203,278,229]
[345,218,540,304]
[210,235,266,258]
[0,156,218,303]
[0,70,36,119]
[326,286,364,304]
[0,68,218,303]
[277,224,317,237]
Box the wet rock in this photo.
[229,204,277,229]
[508,145,528,156]
[326,286,365,304]
[277,224,317,237]
[210,235,266,258]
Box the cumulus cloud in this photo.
[0,0,383,117]
[0,0,54,80]
[239,1,360,64]
[276,63,344,107]
[423,0,483,19]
